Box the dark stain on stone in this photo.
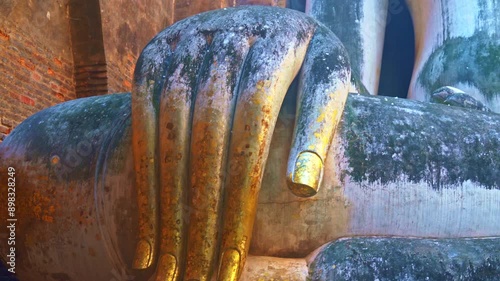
[117,23,138,56]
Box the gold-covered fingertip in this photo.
[154,254,177,281]
[217,249,241,281]
[289,151,323,198]
[132,239,153,269]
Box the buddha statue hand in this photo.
[130,6,351,281]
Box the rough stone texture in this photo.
[407,0,500,112]
[418,32,500,106]
[308,0,388,95]
[1,2,499,278]
[0,94,149,281]
[310,237,500,281]
[431,86,491,112]
[342,94,500,189]
[0,0,76,142]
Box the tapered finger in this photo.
[217,26,315,280]
[183,32,253,281]
[131,36,174,269]
[131,15,212,270]
[286,25,351,198]
[154,33,211,281]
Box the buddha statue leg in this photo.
[406,0,500,112]
[308,237,500,280]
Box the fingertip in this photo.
[217,249,241,281]
[133,239,154,269]
[285,27,351,199]
[154,254,178,281]
[287,151,323,197]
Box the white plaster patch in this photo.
[447,0,478,38]
[344,179,500,238]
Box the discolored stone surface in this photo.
[1,92,500,279]
[418,32,500,105]
[341,94,500,189]
[308,0,389,95]
[310,237,500,281]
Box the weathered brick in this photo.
[9,92,19,100]
[53,58,63,66]
[31,71,42,81]
[122,80,132,89]
[19,95,35,106]
[18,58,36,71]
[50,81,60,91]
[0,124,11,134]
[54,92,65,101]
[0,29,9,41]
[1,117,13,127]
[0,0,171,142]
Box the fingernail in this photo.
[290,151,323,197]
[217,249,241,281]
[155,254,177,281]
[132,239,153,269]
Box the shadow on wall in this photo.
[378,0,415,98]
[0,260,17,281]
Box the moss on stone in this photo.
[341,94,500,189]
[309,237,500,280]
[310,0,364,84]
[1,94,132,181]
[418,31,500,101]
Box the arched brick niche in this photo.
[68,0,108,98]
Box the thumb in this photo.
[287,25,351,197]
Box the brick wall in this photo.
[99,0,286,94]
[0,0,75,142]
[0,0,292,143]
